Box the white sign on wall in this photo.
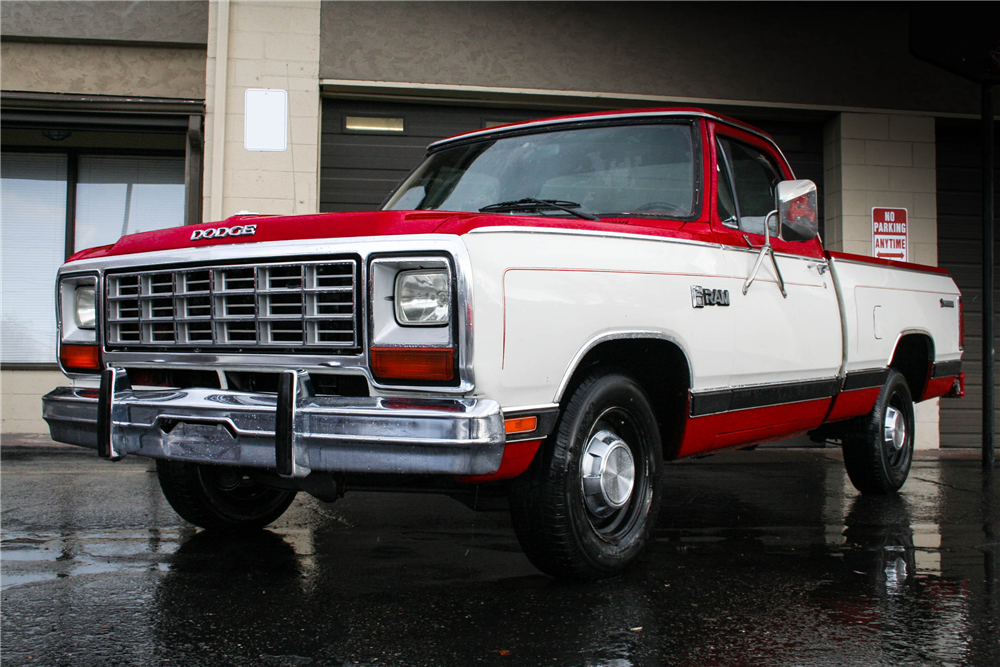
[244,89,288,151]
[872,207,908,262]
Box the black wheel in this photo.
[509,370,663,579]
[843,369,915,495]
[156,460,297,531]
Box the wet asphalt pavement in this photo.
[2,441,998,667]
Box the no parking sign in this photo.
[872,207,908,262]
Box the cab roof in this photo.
[427,107,777,151]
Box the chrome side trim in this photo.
[553,331,694,404]
[887,329,936,372]
[722,244,831,264]
[42,384,506,476]
[825,253,851,382]
[502,402,561,414]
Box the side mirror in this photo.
[776,180,819,242]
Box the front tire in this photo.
[509,370,663,579]
[843,369,915,495]
[156,461,297,531]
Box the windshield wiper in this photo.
[479,198,600,221]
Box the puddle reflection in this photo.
[2,452,997,666]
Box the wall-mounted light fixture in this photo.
[42,129,72,141]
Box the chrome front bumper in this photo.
[42,369,505,478]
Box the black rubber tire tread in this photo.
[842,369,915,495]
[156,460,297,531]
[509,369,662,580]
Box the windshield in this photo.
[383,122,698,219]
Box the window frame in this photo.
[716,135,784,236]
[709,121,825,259]
[390,117,705,223]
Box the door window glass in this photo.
[717,138,781,236]
[716,140,738,227]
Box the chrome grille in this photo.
[105,260,358,349]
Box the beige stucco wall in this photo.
[823,112,940,449]
[1,370,66,434]
[319,3,982,116]
[0,41,206,98]
[202,0,321,222]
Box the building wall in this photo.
[0,2,972,448]
[1,41,207,99]
[202,0,321,222]
[1,2,209,436]
[823,111,941,449]
[0,0,208,46]
[319,2,981,116]
[1,371,67,434]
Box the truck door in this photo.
[709,127,843,439]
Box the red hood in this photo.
[66,210,702,262]
[67,211,458,261]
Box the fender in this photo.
[553,330,694,403]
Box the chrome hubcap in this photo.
[884,406,906,451]
[582,430,636,518]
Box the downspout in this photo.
[209,0,230,223]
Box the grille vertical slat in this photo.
[106,260,358,349]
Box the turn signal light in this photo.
[60,344,101,373]
[370,347,454,382]
[504,416,537,435]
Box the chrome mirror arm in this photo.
[769,248,787,297]
[742,211,787,298]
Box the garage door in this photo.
[320,100,575,212]
[320,100,827,225]
[937,118,1000,447]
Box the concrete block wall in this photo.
[202,0,321,223]
[824,112,940,448]
[1,371,67,434]
[823,113,938,265]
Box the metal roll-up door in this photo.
[937,118,1000,447]
[320,100,574,212]
[320,100,826,223]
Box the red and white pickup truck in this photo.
[44,108,964,579]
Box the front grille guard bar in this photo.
[47,368,505,478]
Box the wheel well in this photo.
[890,334,933,399]
[563,338,690,460]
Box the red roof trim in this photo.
[826,251,951,276]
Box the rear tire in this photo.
[843,369,915,495]
[156,461,297,531]
[509,370,663,580]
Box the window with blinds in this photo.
[1,153,187,364]
[1,153,68,364]
[75,156,185,252]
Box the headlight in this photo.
[74,286,96,329]
[394,269,450,326]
